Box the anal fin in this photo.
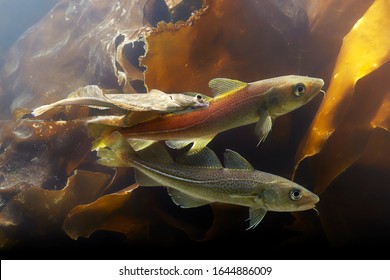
[134,170,161,186]
[168,188,211,208]
[188,135,216,155]
[165,134,215,155]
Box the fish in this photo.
[90,75,325,153]
[31,85,209,116]
[96,131,320,229]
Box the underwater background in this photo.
[1,0,390,259]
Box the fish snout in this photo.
[310,78,325,95]
[303,192,320,210]
[294,191,320,211]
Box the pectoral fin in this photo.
[255,110,273,146]
[247,208,267,230]
[168,188,211,208]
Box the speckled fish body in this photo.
[108,75,324,153]
[97,132,319,229]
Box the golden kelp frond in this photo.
[294,0,390,193]
[303,0,375,77]
[0,170,111,248]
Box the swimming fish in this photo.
[31,85,209,116]
[90,75,324,153]
[96,131,320,229]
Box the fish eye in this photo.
[290,188,302,201]
[293,83,306,97]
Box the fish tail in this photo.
[96,131,137,168]
[88,123,119,150]
[31,104,55,116]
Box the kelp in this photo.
[142,0,308,94]
[294,0,390,193]
[63,184,139,240]
[1,0,390,256]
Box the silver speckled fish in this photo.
[97,132,319,229]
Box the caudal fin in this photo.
[31,104,56,116]
[96,131,136,167]
[88,123,119,150]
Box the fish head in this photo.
[260,179,319,212]
[172,92,210,109]
[262,75,325,117]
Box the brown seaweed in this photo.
[0,170,111,248]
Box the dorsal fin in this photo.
[68,85,104,99]
[132,141,174,164]
[149,89,166,96]
[223,149,254,170]
[208,78,248,97]
[168,188,211,208]
[176,147,223,168]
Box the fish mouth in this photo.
[305,79,325,103]
[193,102,209,108]
[295,202,318,211]
[297,194,320,211]
[311,79,325,95]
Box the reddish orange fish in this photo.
[90,75,324,153]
